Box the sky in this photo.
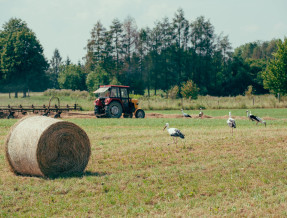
[1,0,287,64]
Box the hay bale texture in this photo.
[5,116,91,177]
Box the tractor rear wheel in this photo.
[135,109,145,118]
[105,101,122,118]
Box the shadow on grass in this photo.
[14,170,109,179]
[51,171,109,179]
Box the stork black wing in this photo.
[250,115,260,122]
[171,129,185,139]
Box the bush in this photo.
[168,85,180,99]
[180,80,199,100]
[245,85,254,98]
[43,89,89,99]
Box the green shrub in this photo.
[43,89,89,99]
[180,80,199,100]
[168,85,180,99]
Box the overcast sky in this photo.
[1,0,287,63]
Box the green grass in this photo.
[1,109,287,216]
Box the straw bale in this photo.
[5,116,91,177]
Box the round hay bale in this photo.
[5,116,91,178]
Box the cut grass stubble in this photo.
[1,116,287,216]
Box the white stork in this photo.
[163,123,185,146]
[246,110,266,127]
[181,109,191,118]
[246,110,252,121]
[199,108,203,119]
[227,112,236,135]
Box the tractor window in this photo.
[110,87,119,98]
[98,89,110,98]
[121,88,128,98]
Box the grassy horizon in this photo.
[1,91,287,112]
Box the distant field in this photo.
[1,110,287,216]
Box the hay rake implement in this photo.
[0,96,81,119]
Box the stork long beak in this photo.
[163,126,167,131]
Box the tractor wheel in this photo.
[135,109,145,118]
[105,101,123,118]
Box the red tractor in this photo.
[93,85,145,118]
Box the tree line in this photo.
[0,9,286,98]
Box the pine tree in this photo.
[48,48,62,88]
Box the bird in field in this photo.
[227,112,236,135]
[199,108,203,118]
[246,110,252,121]
[181,109,191,118]
[246,110,266,127]
[163,123,185,146]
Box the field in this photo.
[1,107,287,216]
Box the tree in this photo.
[180,80,199,99]
[85,21,106,72]
[159,17,173,94]
[190,16,215,94]
[47,48,62,88]
[150,21,162,95]
[110,18,123,77]
[262,38,287,95]
[172,8,189,96]
[86,65,110,92]
[0,18,48,96]
[122,16,138,84]
[58,64,86,90]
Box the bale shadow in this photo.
[47,171,109,180]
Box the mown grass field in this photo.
[1,109,287,216]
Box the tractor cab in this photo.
[93,85,145,118]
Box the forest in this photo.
[0,9,286,98]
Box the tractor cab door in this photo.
[120,88,131,113]
[110,87,120,98]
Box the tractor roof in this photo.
[99,85,130,88]
[93,85,130,94]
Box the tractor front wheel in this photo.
[94,106,104,118]
[105,101,123,118]
[135,109,145,118]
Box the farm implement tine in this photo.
[7,110,15,119]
